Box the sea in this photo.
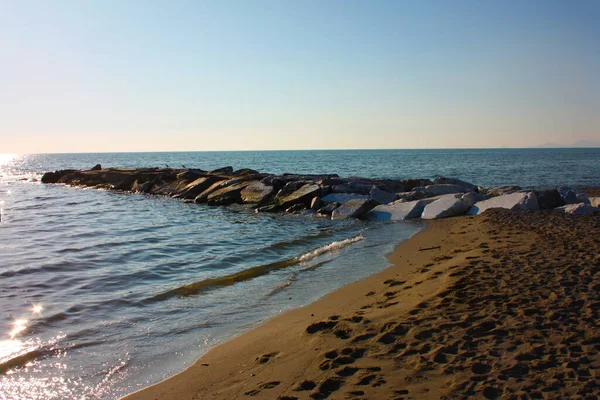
[1,148,599,400]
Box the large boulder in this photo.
[41,171,60,183]
[331,199,378,220]
[367,198,435,221]
[533,189,565,210]
[557,186,589,205]
[433,177,477,192]
[194,177,256,203]
[240,181,275,204]
[277,184,321,209]
[173,176,219,199]
[413,184,465,196]
[207,181,257,206]
[370,187,397,204]
[421,194,471,220]
[321,193,371,204]
[468,192,539,215]
[556,203,598,216]
[91,164,102,171]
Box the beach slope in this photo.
[124,209,600,399]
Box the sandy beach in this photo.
[124,209,600,400]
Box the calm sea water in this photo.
[1,148,599,400]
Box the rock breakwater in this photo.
[41,166,599,219]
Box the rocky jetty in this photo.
[41,167,599,220]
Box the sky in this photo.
[1,0,599,153]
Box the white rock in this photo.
[321,193,371,204]
[556,203,598,216]
[421,194,470,220]
[367,198,434,221]
[590,197,600,207]
[461,192,479,207]
[467,192,539,215]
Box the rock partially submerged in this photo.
[331,199,378,220]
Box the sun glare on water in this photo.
[0,154,17,168]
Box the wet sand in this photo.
[124,209,600,399]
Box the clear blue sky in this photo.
[1,0,598,153]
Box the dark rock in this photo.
[286,203,307,213]
[310,196,322,210]
[401,178,433,191]
[317,178,349,186]
[434,177,477,192]
[277,183,321,209]
[317,202,339,215]
[195,177,256,203]
[240,181,275,205]
[233,168,260,176]
[533,189,565,210]
[275,181,307,199]
[91,164,102,171]
[41,171,60,183]
[131,180,154,193]
[396,191,429,202]
[331,199,378,219]
[177,169,206,182]
[370,187,397,204]
[486,186,521,197]
[208,166,234,175]
[255,204,280,213]
[173,176,219,199]
[207,180,257,206]
[332,184,359,194]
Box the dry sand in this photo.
[124,209,600,400]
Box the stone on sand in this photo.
[367,198,435,221]
[468,192,540,215]
[556,203,599,216]
[421,194,471,220]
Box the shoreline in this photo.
[123,209,600,399]
[122,215,470,399]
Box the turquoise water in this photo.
[0,148,598,399]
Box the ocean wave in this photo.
[148,234,364,301]
[297,235,364,262]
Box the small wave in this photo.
[297,235,364,262]
[148,234,365,301]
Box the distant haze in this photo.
[1,1,598,154]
